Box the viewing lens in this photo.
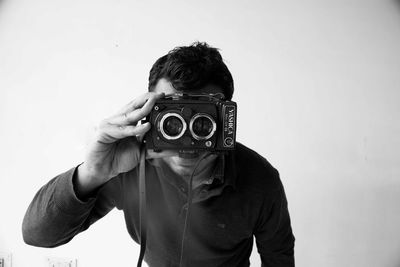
[164,116,183,137]
[189,113,216,140]
[192,117,213,137]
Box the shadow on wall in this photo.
[394,0,400,12]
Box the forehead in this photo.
[153,78,224,96]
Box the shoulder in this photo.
[230,142,283,194]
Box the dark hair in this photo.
[148,42,234,100]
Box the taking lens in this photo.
[190,113,216,140]
[160,113,187,140]
[164,117,183,136]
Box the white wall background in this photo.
[1,0,400,266]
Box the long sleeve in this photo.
[22,166,121,247]
[254,185,295,267]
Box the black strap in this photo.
[137,147,147,267]
[178,152,211,267]
[136,150,213,267]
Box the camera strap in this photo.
[137,145,147,267]
[135,149,215,267]
[178,152,211,267]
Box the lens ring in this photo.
[189,113,216,141]
[159,113,187,140]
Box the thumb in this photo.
[146,149,178,159]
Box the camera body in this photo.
[144,93,237,152]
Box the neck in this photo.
[162,154,218,188]
[183,160,217,188]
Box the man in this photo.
[22,42,295,266]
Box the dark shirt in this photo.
[22,143,295,267]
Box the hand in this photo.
[75,92,175,198]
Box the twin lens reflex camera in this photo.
[144,93,237,152]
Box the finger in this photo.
[109,92,164,125]
[146,149,179,159]
[107,111,138,126]
[97,122,151,144]
[116,92,164,116]
[136,131,146,143]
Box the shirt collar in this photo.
[222,151,237,190]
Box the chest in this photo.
[122,166,264,254]
[146,184,262,251]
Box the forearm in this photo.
[22,167,96,247]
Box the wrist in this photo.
[74,163,108,199]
